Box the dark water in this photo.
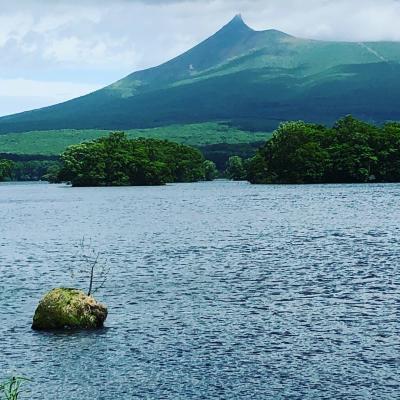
[0,181,399,399]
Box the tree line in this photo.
[3,117,400,185]
[0,159,61,182]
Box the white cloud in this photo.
[242,0,400,41]
[0,78,102,116]
[42,35,140,67]
[3,0,400,73]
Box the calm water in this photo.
[0,181,399,399]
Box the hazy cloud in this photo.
[1,0,400,116]
[0,78,102,116]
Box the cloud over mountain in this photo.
[2,0,400,116]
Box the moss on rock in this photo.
[32,288,108,331]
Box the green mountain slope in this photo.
[0,123,270,155]
[1,15,400,134]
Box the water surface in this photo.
[0,181,399,399]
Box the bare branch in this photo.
[71,238,110,296]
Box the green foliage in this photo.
[0,159,13,181]
[10,160,61,182]
[0,377,30,400]
[247,116,400,184]
[203,160,219,181]
[198,142,264,171]
[0,124,269,156]
[59,132,209,187]
[225,156,247,180]
[42,164,63,183]
[32,288,107,330]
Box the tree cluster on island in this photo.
[226,116,400,184]
[57,132,218,186]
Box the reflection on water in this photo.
[0,181,399,399]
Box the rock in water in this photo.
[32,288,108,330]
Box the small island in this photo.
[56,132,218,187]
[246,116,400,184]
[32,288,107,331]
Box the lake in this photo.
[0,181,399,399]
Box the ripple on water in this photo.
[0,181,399,399]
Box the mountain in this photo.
[2,14,400,134]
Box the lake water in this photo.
[0,181,399,399]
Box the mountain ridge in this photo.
[1,16,400,134]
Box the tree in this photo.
[70,238,110,296]
[60,141,107,186]
[375,123,400,181]
[0,159,14,182]
[203,160,218,181]
[225,156,247,180]
[327,116,378,182]
[247,121,330,184]
[42,164,62,183]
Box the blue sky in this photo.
[2,0,400,117]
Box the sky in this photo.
[1,0,400,117]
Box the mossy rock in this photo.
[32,288,108,331]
